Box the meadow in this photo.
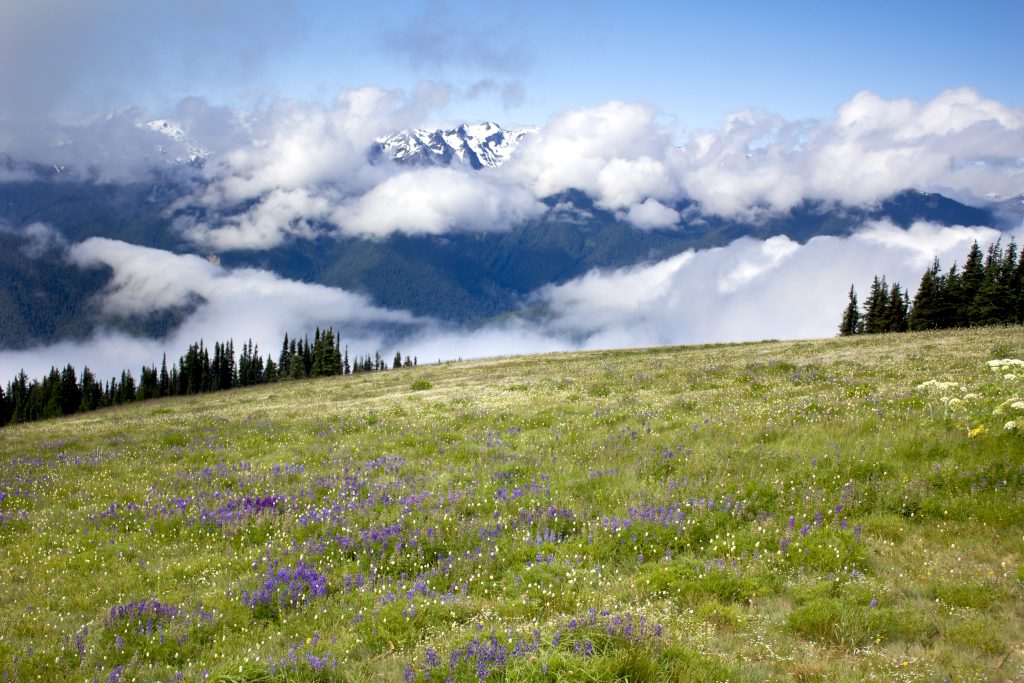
[0,327,1022,682]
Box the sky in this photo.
[2,0,1022,131]
[1,0,1023,380]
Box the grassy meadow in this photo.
[1,327,1022,682]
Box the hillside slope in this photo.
[1,328,1022,681]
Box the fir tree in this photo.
[264,356,278,383]
[159,355,170,397]
[862,276,890,334]
[839,285,859,336]
[279,333,291,379]
[909,258,943,330]
[959,241,985,326]
[886,283,908,333]
[80,367,101,412]
[972,239,1005,325]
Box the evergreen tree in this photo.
[279,333,291,379]
[118,370,136,404]
[321,328,340,375]
[9,370,29,424]
[959,241,985,326]
[138,366,159,400]
[264,356,278,383]
[839,285,859,336]
[311,327,324,377]
[998,239,1019,324]
[80,367,101,412]
[393,350,403,367]
[909,258,943,330]
[1015,246,1024,323]
[886,283,908,332]
[939,263,961,328]
[59,363,81,415]
[0,385,8,427]
[334,333,343,376]
[302,336,313,376]
[42,367,62,418]
[159,355,170,397]
[972,239,1005,325]
[862,276,890,333]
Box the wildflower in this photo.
[969,425,987,438]
[1005,421,1018,431]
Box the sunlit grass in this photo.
[0,326,1022,681]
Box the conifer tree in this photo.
[909,258,943,330]
[264,356,278,383]
[279,333,291,379]
[60,363,80,415]
[959,241,985,326]
[862,276,890,333]
[839,285,859,336]
[973,239,1005,325]
[159,355,170,397]
[80,367,101,412]
[886,283,908,332]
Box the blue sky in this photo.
[2,0,1021,131]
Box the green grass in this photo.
[0,326,1022,681]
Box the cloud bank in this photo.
[4,87,1020,245]
[3,220,1018,384]
[170,87,1024,248]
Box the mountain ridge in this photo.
[370,122,535,169]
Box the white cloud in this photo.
[0,238,420,380]
[3,221,1021,384]
[4,88,1023,249]
[330,168,545,238]
[535,221,1017,348]
[673,87,1024,216]
[620,198,681,229]
[503,101,678,208]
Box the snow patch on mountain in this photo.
[140,119,211,167]
[372,122,535,169]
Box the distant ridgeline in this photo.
[840,239,1024,335]
[0,327,417,428]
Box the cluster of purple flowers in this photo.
[406,611,664,681]
[105,600,182,627]
[241,560,328,613]
[407,631,542,682]
[267,633,337,675]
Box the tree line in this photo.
[0,327,417,428]
[840,238,1024,335]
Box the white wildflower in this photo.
[917,379,959,392]
[1005,374,1018,381]
[1004,421,1017,431]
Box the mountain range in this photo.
[370,122,535,169]
[0,121,1014,350]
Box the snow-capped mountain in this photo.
[371,123,534,169]
[139,119,211,167]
